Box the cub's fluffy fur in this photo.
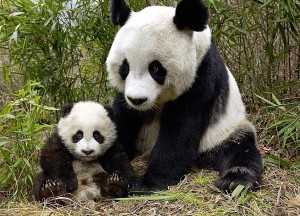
[33,101,137,202]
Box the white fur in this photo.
[106,6,211,110]
[136,111,161,153]
[72,160,105,201]
[198,70,249,152]
[58,101,116,161]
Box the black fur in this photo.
[112,42,262,192]
[72,130,83,143]
[119,59,130,80]
[173,0,209,31]
[104,105,115,121]
[61,103,74,118]
[110,0,131,26]
[93,131,104,144]
[149,60,167,85]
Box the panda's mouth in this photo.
[78,155,97,162]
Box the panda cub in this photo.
[33,101,137,202]
[106,0,263,192]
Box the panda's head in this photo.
[106,0,212,111]
[57,101,116,161]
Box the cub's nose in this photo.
[127,97,147,105]
[81,149,94,155]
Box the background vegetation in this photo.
[0,0,299,213]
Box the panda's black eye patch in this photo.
[72,130,83,143]
[93,131,104,144]
[149,60,167,85]
[119,59,130,80]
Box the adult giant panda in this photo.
[106,0,262,192]
[33,101,137,202]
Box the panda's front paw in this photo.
[40,179,66,199]
[215,167,261,192]
[101,173,128,198]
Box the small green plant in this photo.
[255,93,300,150]
[0,81,57,203]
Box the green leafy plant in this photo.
[0,81,57,202]
[0,0,115,109]
[255,93,300,149]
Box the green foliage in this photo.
[0,0,115,109]
[256,93,300,149]
[207,0,300,100]
[0,81,56,202]
[194,172,214,186]
[231,185,253,205]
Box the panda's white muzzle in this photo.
[76,138,100,160]
[125,71,162,110]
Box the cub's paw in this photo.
[40,179,66,199]
[101,173,128,198]
[215,167,261,192]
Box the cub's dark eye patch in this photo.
[93,130,104,144]
[149,60,167,85]
[119,59,130,80]
[72,130,83,143]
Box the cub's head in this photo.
[106,0,212,111]
[57,101,116,161]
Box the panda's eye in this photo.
[149,60,167,85]
[76,131,83,139]
[119,59,130,80]
[72,130,83,143]
[93,131,104,144]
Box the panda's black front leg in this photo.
[132,104,203,192]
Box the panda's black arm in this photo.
[112,92,145,160]
[40,130,78,192]
[142,97,213,189]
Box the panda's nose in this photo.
[81,149,94,155]
[127,97,147,105]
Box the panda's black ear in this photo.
[110,0,131,27]
[173,0,209,32]
[104,105,114,121]
[61,103,74,118]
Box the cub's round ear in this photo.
[173,0,209,32]
[61,103,74,118]
[104,105,114,121]
[110,0,131,27]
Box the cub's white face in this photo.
[106,6,211,111]
[57,101,116,161]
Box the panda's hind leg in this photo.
[197,130,262,192]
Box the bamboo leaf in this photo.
[259,0,274,9]
[231,185,245,197]
[9,12,25,17]
[114,194,178,201]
